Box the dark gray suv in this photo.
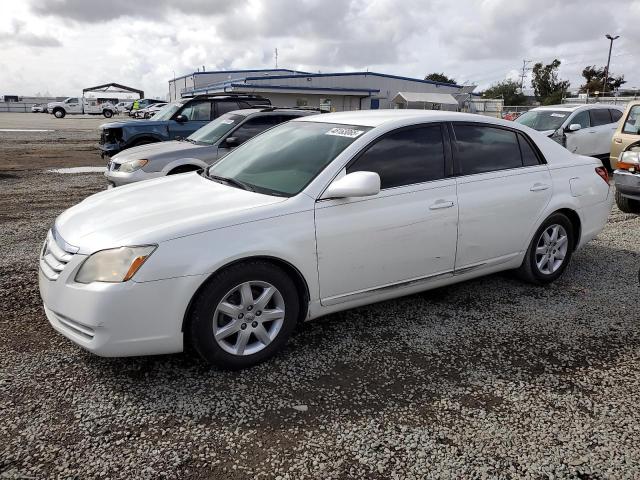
[99,94,271,157]
[105,107,321,187]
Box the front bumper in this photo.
[614,169,640,201]
[38,252,206,357]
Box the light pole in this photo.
[603,34,620,96]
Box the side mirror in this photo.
[223,137,239,147]
[321,171,381,199]
[566,123,582,132]
[175,114,188,123]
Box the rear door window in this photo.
[347,125,445,189]
[589,108,613,126]
[216,101,240,117]
[453,125,523,175]
[609,109,623,122]
[517,133,541,166]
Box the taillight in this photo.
[595,167,609,184]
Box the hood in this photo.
[540,129,556,137]
[100,119,169,130]
[111,140,210,163]
[55,173,286,253]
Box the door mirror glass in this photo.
[175,114,188,123]
[567,123,582,132]
[321,171,381,199]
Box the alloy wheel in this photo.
[535,224,569,275]
[212,281,285,356]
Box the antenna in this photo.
[275,48,278,69]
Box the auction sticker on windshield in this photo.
[220,119,236,124]
[326,127,365,138]
[550,113,566,117]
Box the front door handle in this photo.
[530,183,550,192]
[429,200,455,210]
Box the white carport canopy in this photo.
[393,91,459,107]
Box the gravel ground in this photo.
[1,118,640,479]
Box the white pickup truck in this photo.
[47,97,116,119]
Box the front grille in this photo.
[40,229,76,281]
[99,131,106,145]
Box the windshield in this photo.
[207,121,370,197]
[188,113,245,145]
[150,101,183,121]
[515,110,569,131]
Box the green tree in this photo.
[482,79,526,106]
[579,65,626,93]
[424,72,457,84]
[531,59,570,105]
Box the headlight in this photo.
[619,151,640,167]
[119,159,149,173]
[75,245,156,284]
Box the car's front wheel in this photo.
[517,213,574,285]
[53,109,65,118]
[188,261,299,369]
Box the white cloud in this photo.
[0,0,637,97]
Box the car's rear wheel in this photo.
[517,213,574,285]
[615,189,640,214]
[188,261,299,369]
[103,109,113,118]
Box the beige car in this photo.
[611,101,640,169]
[611,100,640,213]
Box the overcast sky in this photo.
[1,0,639,99]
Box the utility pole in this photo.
[274,48,278,69]
[603,34,620,95]
[520,59,532,92]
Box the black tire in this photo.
[188,261,300,369]
[53,108,65,118]
[103,109,113,118]
[615,189,640,214]
[168,165,201,175]
[517,213,575,285]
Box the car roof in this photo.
[531,103,623,112]
[292,109,522,128]
[227,107,321,117]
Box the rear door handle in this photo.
[429,200,455,210]
[530,183,550,192]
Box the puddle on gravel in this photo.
[47,167,106,174]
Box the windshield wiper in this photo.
[206,174,254,192]
[185,138,197,144]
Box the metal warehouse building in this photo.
[168,69,476,112]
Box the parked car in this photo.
[115,102,133,114]
[515,104,623,169]
[99,94,271,157]
[105,107,321,187]
[611,101,640,213]
[39,110,612,369]
[48,97,117,118]
[142,102,168,119]
[31,103,45,113]
[128,99,169,117]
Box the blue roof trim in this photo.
[230,83,379,93]
[187,80,379,95]
[171,68,311,83]
[243,71,464,89]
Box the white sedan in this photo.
[39,110,612,369]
